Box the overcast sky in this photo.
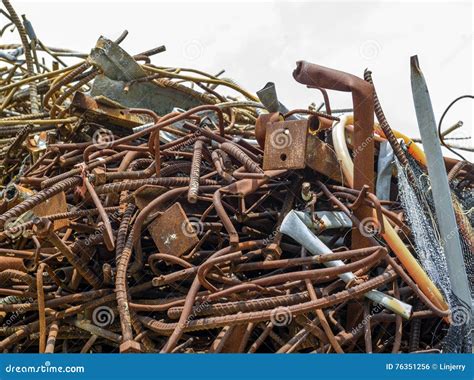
[2,1,472,159]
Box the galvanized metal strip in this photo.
[410,55,472,311]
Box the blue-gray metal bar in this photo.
[410,55,472,313]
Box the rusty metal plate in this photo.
[263,120,308,170]
[305,134,343,182]
[220,324,248,353]
[70,92,144,129]
[32,191,69,231]
[148,202,199,257]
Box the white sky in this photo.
[2,0,473,159]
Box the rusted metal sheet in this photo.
[148,202,199,257]
[306,134,342,182]
[263,120,308,170]
[32,191,68,231]
[69,92,144,129]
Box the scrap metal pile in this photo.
[0,1,472,354]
